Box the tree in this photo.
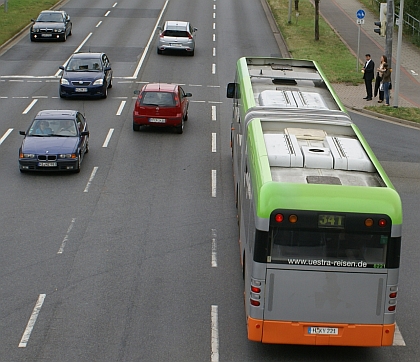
[315,0,320,40]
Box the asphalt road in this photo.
[0,0,419,361]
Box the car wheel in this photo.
[184,112,188,121]
[189,49,195,56]
[19,169,28,173]
[176,119,184,134]
[74,156,81,173]
[157,48,162,55]
[69,27,72,36]
[102,84,108,99]
[85,141,89,154]
[59,91,65,99]
[133,123,140,132]
[108,77,113,89]
[30,35,36,42]
[62,32,67,42]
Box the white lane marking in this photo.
[189,84,202,87]
[57,218,76,254]
[18,294,46,348]
[213,13,216,19]
[211,105,216,121]
[211,305,219,362]
[213,47,216,57]
[32,96,48,98]
[0,128,13,145]
[213,4,216,10]
[208,101,223,103]
[393,323,406,346]
[55,33,93,77]
[212,64,216,74]
[27,80,42,83]
[132,0,169,79]
[112,2,118,7]
[211,170,217,197]
[84,166,99,192]
[9,80,23,82]
[116,100,126,115]
[207,85,220,88]
[410,70,418,76]
[104,10,111,16]
[213,34,216,42]
[212,133,217,153]
[96,21,102,27]
[22,99,37,114]
[211,229,217,267]
[213,22,216,30]
[102,128,114,147]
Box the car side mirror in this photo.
[134,90,140,95]
[19,131,26,136]
[185,93,192,97]
[31,19,35,22]
[59,65,64,70]
[193,28,197,32]
[157,25,162,30]
[81,131,89,136]
[226,83,237,99]
[104,66,111,71]
[66,16,70,21]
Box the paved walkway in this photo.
[320,0,420,110]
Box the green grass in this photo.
[267,0,420,123]
[0,0,58,46]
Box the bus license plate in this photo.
[149,118,166,123]
[308,327,338,335]
[38,162,57,167]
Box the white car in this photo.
[157,21,197,56]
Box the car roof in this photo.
[164,21,189,30]
[70,52,104,59]
[35,110,78,119]
[142,83,178,92]
[39,10,65,15]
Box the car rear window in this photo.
[163,30,189,37]
[141,92,175,106]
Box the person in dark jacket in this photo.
[362,54,375,101]
[380,62,392,106]
[374,55,387,103]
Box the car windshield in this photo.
[163,30,189,37]
[141,92,175,106]
[37,13,64,22]
[66,58,102,71]
[28,119,77,137]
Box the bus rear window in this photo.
[269,228,388,268]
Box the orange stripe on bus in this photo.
[247,317,395,346]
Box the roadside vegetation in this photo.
[267,0,420,123]
[0,0,57,46]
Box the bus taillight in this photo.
[275,213,284,223]
[250,279,262,307]
[389,292,397,298]
[378,218,387,227]
[388,305,396,312]
[250,299,260,306]
[289,214,298,223]
[251,286,261,293]
[364,218,374,227]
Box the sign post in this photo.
[356,10,365,73]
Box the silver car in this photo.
[157,21,197,56]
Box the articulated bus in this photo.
[226,57,402,346]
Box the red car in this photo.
[133,83,192,134]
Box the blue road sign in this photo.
[356,9,365,19]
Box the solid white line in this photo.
[393,323,406,346]
[211,170,217,197]
[57,218,76,254]
[104,10,110,16]
[0,128,13,145]
[22,99,38,114]
[19,294,46,348]
[211,105,217,121]
[96,21,102,27]
[212,133,217,153]
[84,166,99,193]
[102,128,114,147]
[211,229,217,267]
[116,100,126,115]
[211,305,219,362]
[212,64,216,74]
[131,0,169,79]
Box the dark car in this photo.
[19,110,89,173]
[30,10,72,42]
[59,52,113,99]
[133,83,192,134]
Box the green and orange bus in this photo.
[227,57,402,346]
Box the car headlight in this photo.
[60,78,69,85]
[93,79,104,86]
[59,154,77,159]
[22,153,36,158]
[54,29,64,33]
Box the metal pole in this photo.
[356,24,361,72]
[385,0,394,70]
[393,0,404,108]
[4,0,8,12]
[288,0,292,24]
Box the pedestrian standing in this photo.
[374,55,387,103]
[362,54,375,101]
[380,63,391,106]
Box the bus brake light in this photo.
[250,299,260,306]
[389,292,397,298]
[275,214,284,223]
[378,218,387,227]
[251,286,261,293]
[388,305,396,312]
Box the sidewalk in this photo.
[320,0,420,111]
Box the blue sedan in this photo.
[19,110,89,173]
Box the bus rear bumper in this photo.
[247,317,395,346]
